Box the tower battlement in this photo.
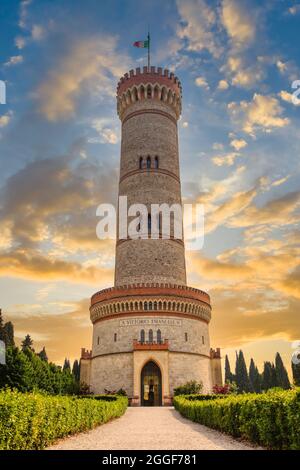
[116,66,182,119]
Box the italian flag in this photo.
[133,40,149,48]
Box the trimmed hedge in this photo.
[174,389,300,449]
[182,394,228,401]
[0,389,128,450]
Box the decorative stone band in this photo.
[90,284,211,324]
[116,237,184,247]
[117,68,182,120]
[119,167,180,184]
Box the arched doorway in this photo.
[141,361,162,406]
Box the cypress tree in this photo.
[21,334,34,351]
[38,347,48,362]
[249,358,261,393]
[262,361,273,390]
[235,350,251,393]
[3,321,15,347]
[72,359,80,382]
[63,358,71,372]
[275,352,290,389]
[224,354,234,383]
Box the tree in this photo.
[249,358,261,393]
[38,346,48,362]
[224,355,235,383]
[63,358,71,372]
[292,361,300,386]
[3,321,15,347]
[275,353,290,389]
[72,359,80,382]
[21,334,34,352]
[235,350,251,393]
[261,361,274,390]
[0,346,34,392]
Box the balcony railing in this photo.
[133,339,169,350]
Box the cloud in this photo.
[176,0,220,57]
[288,4,300,15]
[212,152,240,166]
[31,24,45,40]
[37,35,129,121]
[221,0,255,47]
[279,90,300,106]
[0,111,12,128]
[228,94,290,135]
[0,146,118,283]
[0,250,113,284]
[4,55,23,67]
[15,36,26,49]
[204,186,258,232]
[8,298,92,363]
[195,76,209,90]
[228,190,300,228]
[89,118,119,144]
[223,55,265,89]
[217,79,229,90]
[230,138,247,150]
[210,290,300,349]
[212,142,224,151]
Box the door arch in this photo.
[141,360,162,406]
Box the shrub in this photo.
[212,383,232,394]
[173,389,300,449]
[173,380,203,396]
[0,389,128,450]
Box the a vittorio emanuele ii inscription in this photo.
[119,318,182,327]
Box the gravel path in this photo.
[47,407,259,450]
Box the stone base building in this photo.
[80,66,222,405]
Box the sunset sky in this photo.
[0,0,299,375]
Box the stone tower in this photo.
[115,66,186,287]
[80,66,222,404]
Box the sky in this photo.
[0,0,299,376]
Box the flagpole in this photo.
[147,31,150,71]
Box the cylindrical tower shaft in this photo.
[115,66,186,287]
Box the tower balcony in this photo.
[133,339,169,351]
[90,283,211,325]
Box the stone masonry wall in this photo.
[92,315,210,357]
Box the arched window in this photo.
[139,156,143,169]
[154,156,159,169]
[148,213,151,232]
[202,335,205,345]
[146,156,151,169]
[97,336,100,345]
[185,332,188,342]
[149,329,153,343]
[147,85,152,99]
[114,333,117,342]
[149,301,152,310]
[157,329,162,344]
[140,329,145,343]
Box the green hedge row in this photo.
[174,389,300,449]
[0,389,128,450]
[182,394,228,401]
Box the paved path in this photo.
[48,407,259,450]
